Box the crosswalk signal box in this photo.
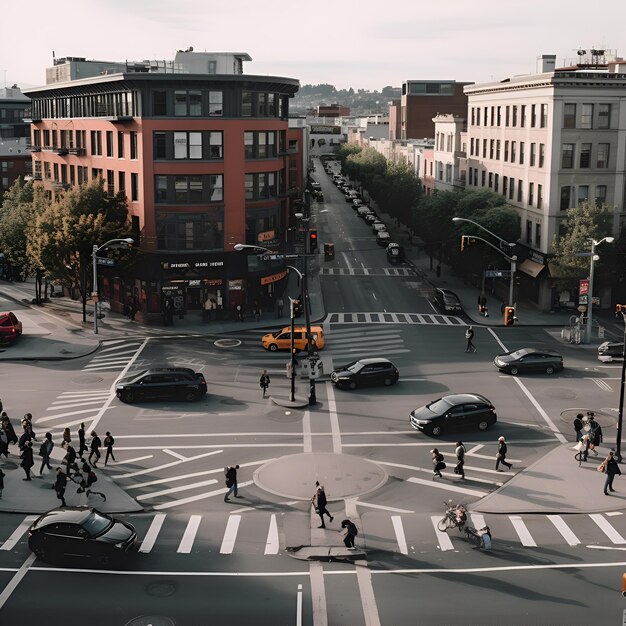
[324,242,335,260]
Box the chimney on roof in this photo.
[541,54,556,73]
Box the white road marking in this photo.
[46,399,107,411]
[487,328,567,443]
[548,515,580,546]
[509,516,537,547]
[303,410,312,453]
[309,561,328,626]
[163,449,188,461]
[177,515,202,553]
[355,561,382,626]
[154,480,253,510]
[139,513,166,553]
[231,500,298,515]
[296,583,303,626]
[470,513,486,530]
[264,514,279,555]
[220,515,241,554]
[590,513,626,544]
[326,382,342,454]
[117,449,224,478]
[347,500,414,514]
[136,479,218,501]
[36,406,112,423]
[115,444,303,450]
[0,553,36,610]
[606,511,623,517]
[408,476,485,497]
[0,516,37,551]
[391,516,408,554]
[377,459,504,484]
[106,454,153,466]
[345,498,359,518]
[465,451,521,463]
[431,516,454,551]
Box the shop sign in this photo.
[229,279,243,290]
[258,230,276,242]
[579,279,589,296]
[261,270,288,285]
[161,260,224,270]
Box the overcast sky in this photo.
[2,0,625,91]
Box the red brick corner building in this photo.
[24,51,304,323]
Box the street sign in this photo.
[484,270,511,278]
[579,279,589,296]
[96,257,115,267]
[579,295,588,305]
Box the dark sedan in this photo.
[29,507,138,565]
[331,358,399,390]
[598,341,624,362]
[432,288,463,314]
[494,348,563,375]
[116,367,207,403]
[409,393,497,436]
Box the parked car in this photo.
[386,243,405,263]
[0,311,22,344]
[409,393,497,436]
[331,358,399,390]
[494,348,564,375]
[372,221,387,233]
[365,213,378,224]
[116,367,207,403]
[262,325,325,352]
[28,507,138,565]
[432,288,463,314]
[358,206,373,217]
[352,198,363,208]
[598,341,624,362]
[376,231,391,246]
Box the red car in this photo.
[0,311,23,344]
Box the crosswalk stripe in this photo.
[153,480,254,511]
[431,516,454,551]
[135,478,218,501]
[36,406,110,423]
[326,312,465,325]
[391,516,408,554]
[407,476,485,497]
[126,469,218,490]
[509,516,537,547]
[548,515,580,546]
[590,514,626,544]
[139,513,166,553]
[0,516,37,551]
[264,514,280,555]
[84,364,129,371]
[220,515,242,554]
[177,515,202,553]
[56,391,110,398]
[470,513,486,530]
[47,399,105,410]
[118,449,224,479]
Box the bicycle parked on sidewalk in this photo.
[437,500,468,532]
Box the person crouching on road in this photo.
[431,448,445,479]
[341,519,358,550]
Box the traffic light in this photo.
[460,236,475,252]
[309,229,318,252]
[460,235,466,252]
[504,306,515,326]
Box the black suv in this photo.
[116,367,207,403]
[331,358,399,390]
[432,288,463,314]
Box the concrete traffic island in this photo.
[253,452,388,500]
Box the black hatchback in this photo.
[494,348,564,375]
[116,367,207,403]
[331,358,399,390]
[29,507,138,565]
[409,393,497,436]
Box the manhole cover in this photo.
[72,374,105,384]
[545,388,577,400]
[125,617,175,626]
[214,338,241,348]
[146,581,177,597]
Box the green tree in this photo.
[549,201,613,292]
[0,178,36,278]
[27,178,131,321]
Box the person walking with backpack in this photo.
[38,432,54,476]
[104,431,116,466]
[260,370,271,398]
[431,448,446,479]
[454,441,466,479]
[496,436,513,471]
[20,440,34,481]
[602,450,621,495]
[53,467,67,507]
[224,465,241,502]
[89,431,102,467]
[465,326,476,353]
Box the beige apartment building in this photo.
[465,56,626,308]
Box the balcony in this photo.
[22,109,42,123]
[51,180,70,191]
[29,145,42,152]
[68,147,86,156]
[55,148,69,156]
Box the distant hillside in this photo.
[291,84,401,116]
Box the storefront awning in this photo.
[518,259,545,278]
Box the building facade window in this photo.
[156,208,224,251]
[539,144,545,168]
[560,186,571,210]
[117,131,124,158]
[577,185,589,205]
[520,105,526,127]
[529,182,534,206]
[242,91,253,116]
[445,163,452,183]
[244,172,277,200]
[597,143,610,168]
[535,223,541,248]
[509,178,515,200]
[526,219,532,244]
[244,131,277,159]
[530,143,536,167]
[504,140,509,161]
[519,142,525,164]
[489,140,494,159]
[598,103,611,129]
[563,103,576,129]
[482,139,487,158]
[580,104,594,129]
[540,104,548,127]
[90,130,102,156]
[118,171,126,194]
[503,175,508,197]
[130,132,138,159]
[517,179,523,202]
[579,143,591,168]
[154,132,166,159]
[595,185,607,207]
[106,131,113,157]
[511,141,516,163]
[531,104,536,127]
[174,132,202,159]
[496,140,501,160]
[153,90,167,116]
[209,91,223,116]
[537,184,543,209]
[131,173,138,202]
[174,90,202,116]
[505,106,510,126]
[561,143,574,168]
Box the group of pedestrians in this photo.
[0,401,116,504]
[431,436,513,479]
[310,481,357,549]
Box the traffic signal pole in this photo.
[615,306,626,462]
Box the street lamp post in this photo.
[452,217,517,308]
[585,236,614,344]
[615,307,626,462]
[92,238,134,334]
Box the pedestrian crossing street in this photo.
[320,267,415,277]
[3,509,626,558]
[325,312,466,326]
[83,338,145,372]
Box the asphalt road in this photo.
[0,163,625,624]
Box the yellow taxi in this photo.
[261,326,325,352]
